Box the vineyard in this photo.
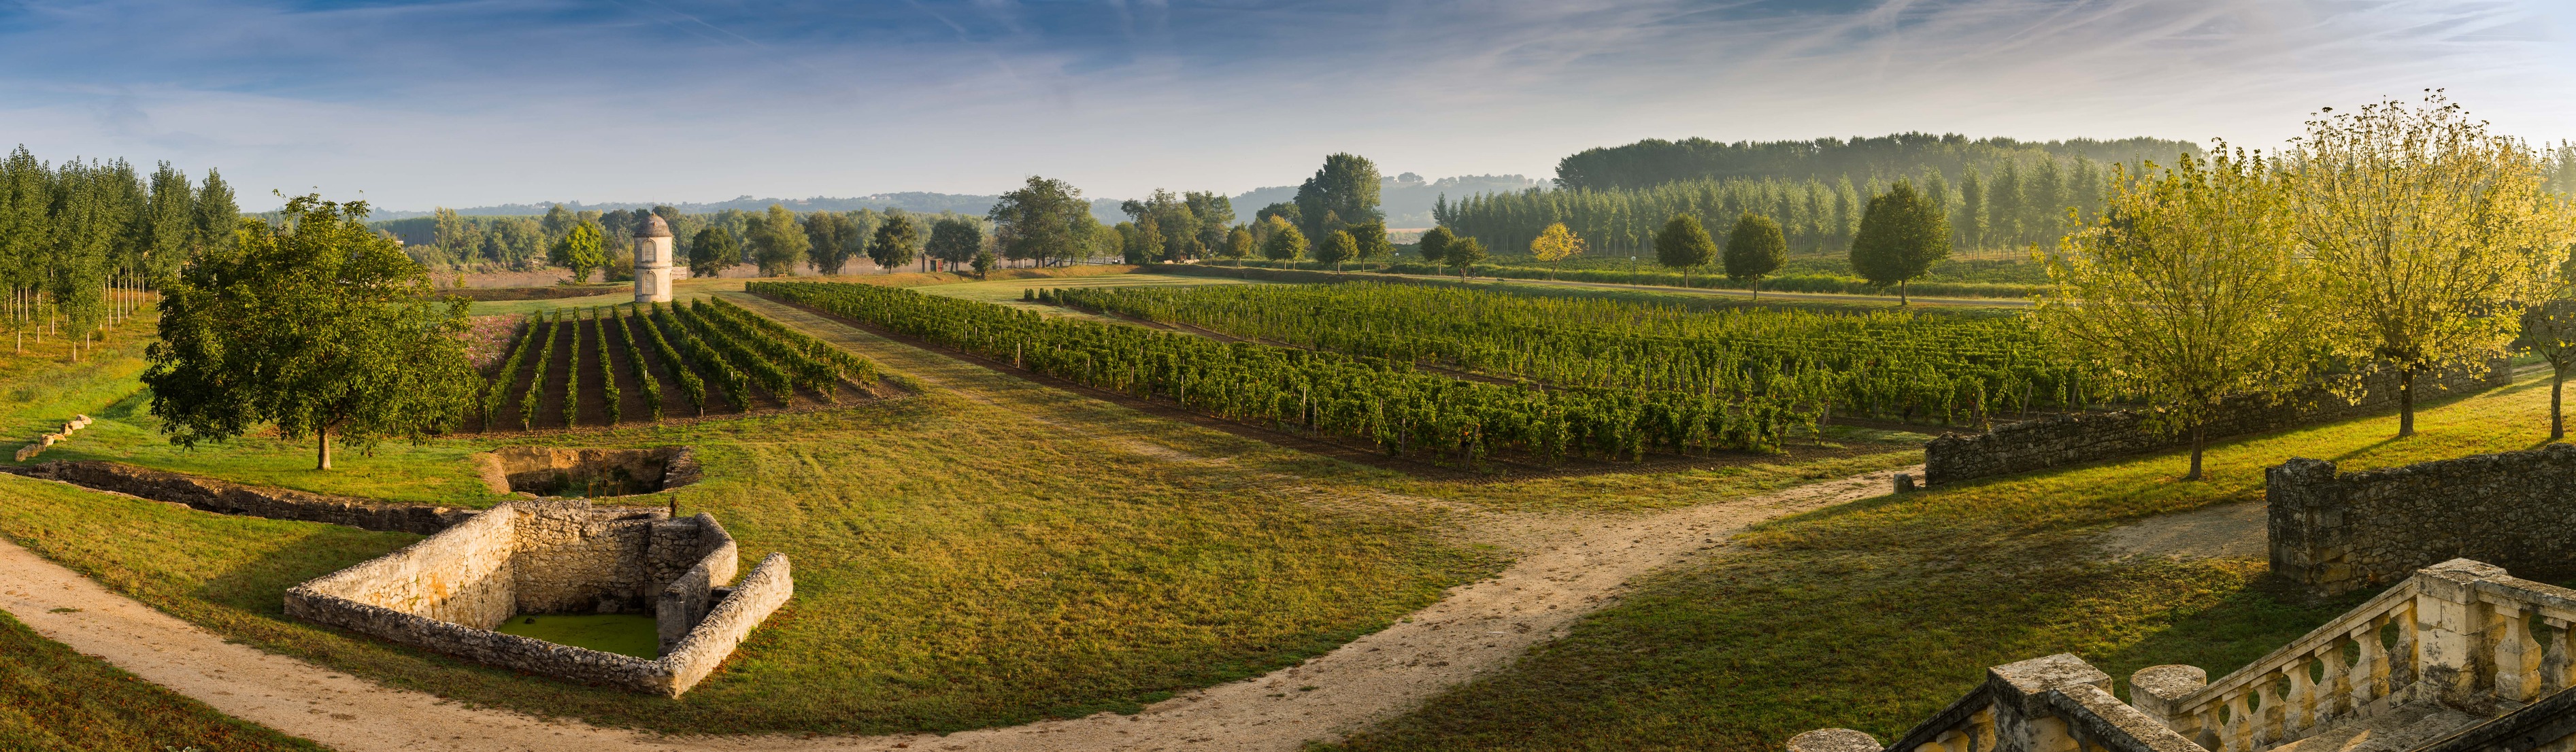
[753,280,1816,464]
[1043,281,2116,426]
[475,297,884,431]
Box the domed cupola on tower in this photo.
[634,213,675,303]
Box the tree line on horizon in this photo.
[0,146,237,358]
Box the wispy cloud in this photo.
[1,0,2566,210]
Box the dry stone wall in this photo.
[2269,443,2576,596]
[8,460,475,534]
[284,499,790,697]
[1925,359,2509,485]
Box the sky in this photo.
[3,0,2571,211]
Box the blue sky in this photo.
[4,0,2570,211]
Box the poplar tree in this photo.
[1654,214,1716,286]
[1849,181,1952,305]
[146,195,476,470]
[1722,213,1787,299]
[2290,92,2567,437]
[2038,150,2313,479]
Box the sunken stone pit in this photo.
[475,446,701,498]
[283,498,790,697]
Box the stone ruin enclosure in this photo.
[284,498,790,697]
[474,445,701,498]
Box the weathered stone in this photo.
[1784,728,1879,752]
[1926,359,2509,485]
[473,446,699,498]
[2269,445,2576,595]
[9,460,475,534]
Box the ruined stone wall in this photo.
[509,501,660,613]
[1925,359,2509,485]
[654,513,738,653]
[2269,443,2576,595]
[9,460,476,534]
[291,505,522,630]
[664,552,793,697]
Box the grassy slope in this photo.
[1328,372,2560,751]
[0,611,326,752]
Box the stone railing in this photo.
[1796,559,2576,752]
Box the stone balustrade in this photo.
[1801,559,2576,752]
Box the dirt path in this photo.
[0,462,1908,752]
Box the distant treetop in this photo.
[1552,133,2203,191]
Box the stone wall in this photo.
[1924,359,2511,485]
[474,446,701,498]
[284,499,786,697]
[9,460,476,534]
[2269,443,2576,595]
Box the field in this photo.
[0,611,324,751]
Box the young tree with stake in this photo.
[2037,150,2314,480]
[146,195,477,470]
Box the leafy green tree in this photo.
[1849,180,1952,304]
[1653,214,1716,286]
[548,222,607,282]
[1348,221,1393,262]
[1260,218,1307,261]
[190,168,238,256]
[990,176,1097,267]
[688,227,740,279]
[1316,230,1358,270]
[1722,213,1787,299]
[747,204,810,276]
[2037,150,2312,479]
[2290,93,2564,437]
[926,216,984,272]
[1418,226,1455,264]
[144,194,476,470]
[141,162,194,279]
[1184,191,1234,254]
[804,211,860,274]
[1123,216,1167,264]
[541,204,575,241]
[1222,226,1255,260]
[1293,154,1382,239]
[1443,237,1486,279]
[971,248,997,278]
[1528,222,1585,279]
[2520,300,2576,440]
[868,212,921,271]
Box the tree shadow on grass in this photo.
[2088,568,2371,700]
[190,526,416,617]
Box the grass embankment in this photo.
[0,611,326,751]
[1328,371,2561,751]
[0,339,1500,736]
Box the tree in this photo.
[541,204,575,241]
[971,248,996,278]
[1722,213,1788,299]
[1654,214,1716,286]
[1528,222,1586,279]
[2520,300,2576,440]
[144,194,476,470]
[2037,150,2313,480]
[1260,218,1307,261]
[746,204,810,276]
[1122,216,1166,264]
[926,216,984,272]
[1443,237,1486,279]
[1293,154,1383,240]
[1849,180,1952,304]
[1418,226,1455,264]
[190,168,238,256]
[1348,221,1393,262]
[867,212,921,271]
[688,227,740,279]
[2290,92,2564,437]
[990,177,1097,267]
[804,211,860,275]
[1316,230,1358,270]
[548,222,607,282]
[1222,226,1255,260]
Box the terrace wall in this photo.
[2269,443,2576,596]
[1923,359,2510,485]
[9,460,476,534]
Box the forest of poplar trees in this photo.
[0,146,235,356]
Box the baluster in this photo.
[2543,615,2572,694]
[2316,639,2350,722]
[2394,600,2422,691]
[2279,657,2311,736]
[2226,691,2253,752]
[2352,619,2388,713]
[2496,601,2539,702]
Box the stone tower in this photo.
[633,213,674,303]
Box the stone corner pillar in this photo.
[1988,653,2111,752]
[2268,457,2347,592]
[2415,558,2509,704]
[2127,664,2208,738]
[1786,728,1881,752]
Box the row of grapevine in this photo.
[753,280,1807,462]
[474,298,884,430]
[1046,281,2117,426]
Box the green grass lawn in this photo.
[0,611,327,752]
[1324,371,2562,751]
[496,614,659,658]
